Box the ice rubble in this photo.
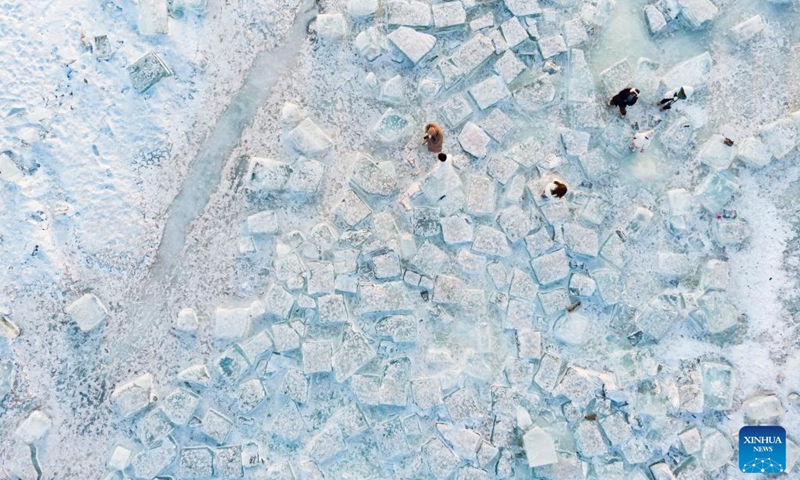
[15,0,797,476]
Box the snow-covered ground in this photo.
[1,0,799,478]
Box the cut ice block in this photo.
[735,136,771,167]
[701,361,737,410]
[66,293,108,332]
[264,284,295,319]
[469,76,511,110]
[176,364,211,388]
[94,35,114,61]
[593,269,623,305]
[715,217,751,246]
[566,49,596,103]
[138,0,168,35]
[387,27,436,64]
[662,51,712,88]
[494,50,526,84]
[553,312,591,345]
[679,427,702,454]
[730,15,764,43]
[744,394,782,422]
[760,117,798,159]
[129,51,172,93]
[497,205,534,243]
[635,296,679,340]
[412,206,440,237]
[316,293,347,323]
[14,410,51,444]
[180,447,213,478]
[433,275,465,304]
[481,109,516,145]
[701,260,729,292]
[488,28,508,54]
[317,14,348,41]
[505,298,534,330]
[599,59,633,98]
[289,118,333,155]
[349,0,379,17]
[386,0,432,28]
[432,1,466,29]
[371,108,412,144]
[411,241,448,274]
[237,378,267,412]
[696,134,735,170]
[108,445,132,471]
[214,347,249,383]
[271,323,300,352]
[575,421,607,457]
[537,35,568,59]
[247,210,278,235]
[281,368,308,403]
[175,308,199,333]
[440,94,473,127]
[302,341,334,373]
[531,248,570,285]
[506,0,542,16]
[336,189,372,227]
[649,462,676,479]
[470,13,494,31]
[563,223,599,257]
[288,157,325,194]
[423,438,459,478]
[644,5,667,34]
[307,261,335,295]
[694,170,739,213]
[441,215,474,244]
[538,288,571,315]
[560,128,591,157]
[139,408,174,447]
[458,122,492,158]
[517,329,542,359]
[677,0,718,29]
[600,413,632,446]
[358,281,412,313]
[534,352,563,392]
[213,307,251,341]
[355,26,387,61]
[562,19,588,47]
[472,225,512,257]
[111,374,154,417]
[697,291,739,334]
[501,17,529,49]
[568,272,596,297]
[131,437,177,479]
[201,409,233,444]
[450,33,495,75]
[699,430,732,471]
[624,206,654,240]
[466,174,497,214]
[375,314,417,342]
[163,388,200,425]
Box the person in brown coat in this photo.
[422,123,444,153]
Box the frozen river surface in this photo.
[1,0,800,478]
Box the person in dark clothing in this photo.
[609,87,640,116]
[422,123,444,153]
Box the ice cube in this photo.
[744,394,782,422]
[494,51,526,85]
[635,296,679,340]
[128,51,172,93]
[410,241,449,274]
[432,1,466,29]
[387,26,436,64]
[94,35,114,61]
[538,288,571,315]
[180,447,213,478]
[358,281,412,314]
[301,341,334,374]
[730,15,764,43]
[175,307,199,333]
[336,189,372,227]
[469,76,512,111]
[264,284,295,319]
[662,51,712,88]
[701,361,737,410]
[348,0,379,17]
[176,364,211,388]
[696,134,736,170]
[138,0,168,35]
[644,5,667,34]
[677,0,718,29]
[697,291,739,334]
[213,445,243,478]
[138,408,174,447]
[537,35,568,59]
[562,19,588,47]
[108,445,132,471]
[624,206,654,240]
[593,269,623,304]
[66,293,109,332]
[506,0,542,16]
[441,215,474,244]
[130,437,177,479]
[386,0,432,28]
[531,248,571,285]
[333,329,376,381]
[481,109,516,145]
[735,136,771,167]
[238,378,267,412]
[317,13,347,41]
[534,353,563,392]
[162,388,199,426]
[247,210,278,235]
[568,272,596,297]
[214,346,249,384]
[111,374,154,417]
[523,426,558,467]
[355,26,387,61]
[451,33,495,75]
[466,174,497,214]
[201,409,233,444]
[351,155,397,197]
[560,128,591,157]
[375,314,417,342]
[423,438,460,478]
[288,118,333,156]
[14,410,51,444]
[563,223,599,257]
[501,17,529,48]
[694,170,739,213]
[678,427,702,454]
[575,420,607,457]
[516,328,542,359]
[288,157,325,195]
[600,413,632,446]
[699,430,732,471]
[760,117,798,159]
[213,307,251,341]
[472,225,512,257]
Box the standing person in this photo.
[422,123,444,153]
[609,87,640,116]
[658,85,694,110]
[631,129,655,153]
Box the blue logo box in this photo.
[739,426,786,474]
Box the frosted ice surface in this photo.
[450,33,495,75]
[387,27,437,64]
[531,248,570,285]
[138,0,168,35]
[432,2,466,30]
[131,437,177,478]
[505,0,542,16]
[386,0,432,28]
[213,307,251,341]
[317,14,348,41]
[15,410,51,444]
